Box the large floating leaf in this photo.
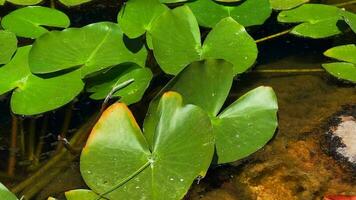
[278,4,343,38]
[150,6,257,75]
[58,0,92,6]
[86,63,152,105]
[1,6,70,39]
[118,0,168,39]
[323,44,356,83]
[0,0,42,5]
[270,0,309,10]
[29,22,147,77]
[0,30,17,65]
[144,59,278,164]
[79,92,214,199]
[0,46,84,115]
[0,182,17,200]
[187,0,272,28]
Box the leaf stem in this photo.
[56,104,73,152]
[28,119,36,163]
[252,68,325,73]
[34,115,49,166]
[7,114,18,176]
[97,161,151,199]
[100,79,134,113]
[255,29,292,43]
[333,0,356,7]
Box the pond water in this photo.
[0,1,355,200]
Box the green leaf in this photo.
[58,0,92,6]
[29,22,147,77]
[0,182,17,200]
[323,44,356,83]
[342,11,356,34]
[278,4,343,38]
[213,86,278,163]
[0,46,84,115]
[80,92,214,199]
[214,0,241,2]
[118,0,168,39]
[270,0,309,10]
[144,59,278,164]
[65,190,99,200]
[0,0,42,5]
[150,6,257,75]
[160,0,188,3]
[0,30,17,65]
[1,6,70,39]
[87,63,153,105]
[187,0,272,28]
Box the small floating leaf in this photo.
[0,46,84,115]
[0,182,17,200]
[118,0,168,39]
[188,0,272,28]
[29,22,147,77]
[87,63,152,105]
[0,0,42,5]
[80,92,214,199]
[278,4,343,38]
[1,6,70,39]
[323,44,356,83]
[0,30,17,65]
[270,0,309,10]
[58,0,92,6]
[150,6,257,75]
[144,60,279,164]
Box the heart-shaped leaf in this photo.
[0,182,17,200]
[278,4,343,38]
[0,30,17,65]
[0,0,42,5]
[144,59,278,164]
[118,0,168,39]
[58,0,92,6]
[322,44,356,83]
[86,63,152,105]
[0,46,84,115]
[79,92,214,199]
[150,6,257,75]
[29,22,147,77]
[1,6,70,39]
[187,0,272,28]
[269,0,309,10]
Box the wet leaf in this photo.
[0,30,17,65]
[65,189,99,200]
[87,63,152,105]
[150,6,257,75]
[118,0,168,38]
[323,44,356,83]
[342,11,356,34]
[1,6,70,39]
[278,4,343,38]
[0,0,42,5]
[144,59,278,164]
[58,0,92,6]
[29,22,147,77]
[0,182,17,200]
[188,0,272,28]
[0,46,84,115]
[80,92,214,199]
[270,0,309,10]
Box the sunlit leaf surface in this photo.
[0,30,17,65]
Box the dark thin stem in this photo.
[255,29,292,43]
[34,115,49,166]
[56,104,73,152]
[7,114,18,176]
[28,119,36,163]
[19,118,25,158]
[334,0,356,7]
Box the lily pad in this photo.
[150,6,257,75]
[0,46,84,115]
[1,6,70,39]
[118,0,168,39]
[58,0,92,6]
[29,22,147,77]
[278,4,343,38]
[270,0,309,10]
[80,92,214,199]
[144,59,278,163]
[0,0,42,5]
[187,0,272,28]
[323,44,356,83]
[86,63,153,105]
[0,30,17,65]
[0,182,17,200]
